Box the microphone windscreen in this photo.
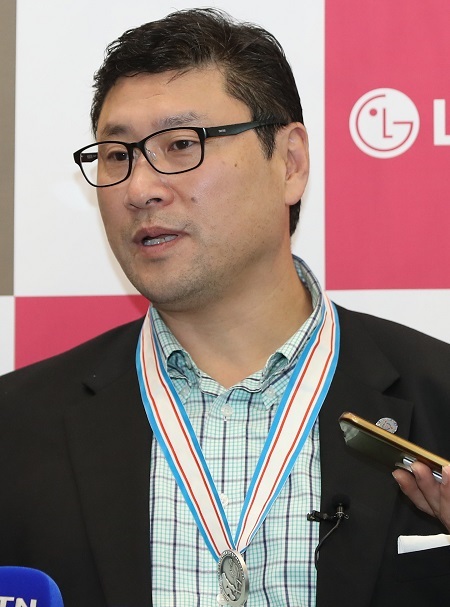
[0,567,64,607]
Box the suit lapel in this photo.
[64,332,153,607]
[316,307,414,607]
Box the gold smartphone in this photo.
[339,411,450,482]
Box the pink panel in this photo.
[325,1,450,289]
[15,295,148,369]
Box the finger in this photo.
[392,467,435,517]
[438,465,450,530]
[410,461,443,515]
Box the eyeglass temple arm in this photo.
[203,121,279,138]
[79,152,98,163]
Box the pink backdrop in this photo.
[326,1,450,290]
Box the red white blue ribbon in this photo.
[136,294,340,561]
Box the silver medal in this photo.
[217,550,249,606]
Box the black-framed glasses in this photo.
[73,120,283,187]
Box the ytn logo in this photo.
[0,599,37,607]
[350,89,450,158]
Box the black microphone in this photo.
[307,495,350,568]
[307,494,350,522]
[334,494,350,520]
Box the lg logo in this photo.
[349,88,450,158]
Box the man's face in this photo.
[96,68,308,312]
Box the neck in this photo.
[156,259,313,388]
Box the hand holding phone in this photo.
[339,412,450,482]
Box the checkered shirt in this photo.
[148,256,323,606]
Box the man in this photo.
[1,8,450,607]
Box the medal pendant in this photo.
[217,549,249,606]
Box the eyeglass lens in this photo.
[80,128,203,186]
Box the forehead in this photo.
[96,68,251,139]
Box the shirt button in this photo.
[221,404,233,418]
[179,386,190,400]
[220,493,229,507]
[265,386,277,400]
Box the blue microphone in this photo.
[0,567,63,607]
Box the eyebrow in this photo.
[98,111,208,140]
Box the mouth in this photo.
[133,226,182,250]
[142,234,177,247]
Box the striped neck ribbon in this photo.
[136,294,340,562]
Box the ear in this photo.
[280,123,310,207]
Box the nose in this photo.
[123,153,175,210]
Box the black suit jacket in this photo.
[1,305,450,606]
